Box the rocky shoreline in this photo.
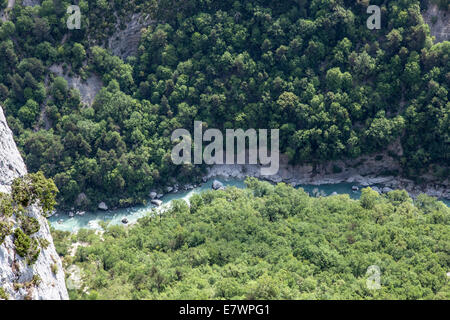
[203,154,449,200]
[68,149,449,215]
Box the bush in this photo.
[0,287,8,300]
[11,172,58,214]
[0,193,14,217]
[0,220,12,245]
[18,214,40,235]
[14,228,32,257]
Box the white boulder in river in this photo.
[151,199,163,206]
[212,180,225,190]
[98,202,108,211]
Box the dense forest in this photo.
[0,0,448,209]
[53,178,450,299]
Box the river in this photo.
[48,177,449,232]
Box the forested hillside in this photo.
[53,178,450,299]
[0,0,448,209]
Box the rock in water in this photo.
[352,186,359,191]
[98,202,108,211]
[212,180,224,190]
[149,191,157,199]
[121,217,129,224]
[151,199,163,207]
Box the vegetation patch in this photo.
[1,173,58,265]
[57,178,450,300]
[0,287,8,300]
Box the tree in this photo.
[18,99,39,126]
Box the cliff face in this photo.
[422,2,449,43]
[0,106,68,300]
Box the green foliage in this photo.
[0,287,8,300]
[13,228,32,258]
[0,220,12,245]
[0,0,446,210]
[38,237,50,249]
[360,187,379,209]
[2,173,58,264]
[58,180,450,300]
[17,214,40,235]
[0,192,14,217]
[11,172,58,214]
[51,229,72,256]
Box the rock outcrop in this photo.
[49,64,103,107]
[422,2,449,43]
[205,149,449,200]
[0,106,68,300]
[107,13,154,60]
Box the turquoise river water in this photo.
[48,178,449,232]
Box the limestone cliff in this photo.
[0,106,68,300]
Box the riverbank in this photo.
[49,174,449,233]
[205,152,449,200]
[48,146,449,232]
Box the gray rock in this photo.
[157,193,164,199]
[382,187,393,193]
[107,13,154,60]
[352,186,359,191]
[212,180,224,190]
[331,192,338,196]
[98,202,108,211]
[149,191,157,199]
[371,186,382,194]
[75,192,89,207]
[49,64,103,107]
[166,186,174,193]
[151,199,163,207]
[121,217,129,224]
[22,0,41,7]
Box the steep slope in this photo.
[0,106,68,300]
